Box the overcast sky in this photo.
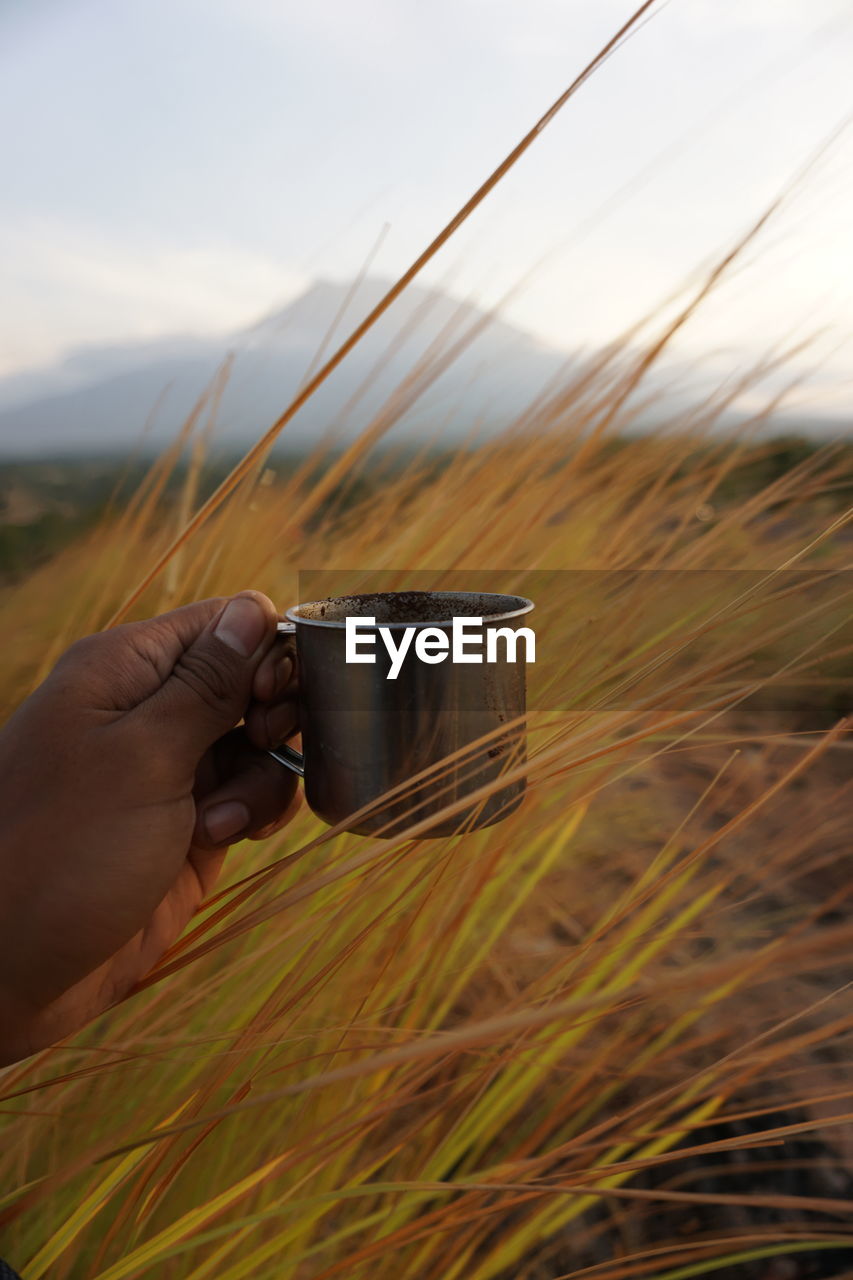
[1,0,852,414]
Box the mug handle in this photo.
[267,620,305,778]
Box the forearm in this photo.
[0,988,37,1068]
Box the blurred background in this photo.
[2,0,853,438]
[2,0,852,568]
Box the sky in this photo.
[1,0,852,417]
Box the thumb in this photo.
[139,590,279,762]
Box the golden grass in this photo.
[0,323,850,1278]
[1,5,852,1272]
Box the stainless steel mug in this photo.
[269,590,534,837]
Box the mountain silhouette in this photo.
[0,278,570,457]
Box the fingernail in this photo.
[277,655,294,690]
[204,800,250,844]
[265,701,297,746]
[214,595,268,657]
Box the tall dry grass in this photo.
[1,2,852,1271]
[0,298,850,1279]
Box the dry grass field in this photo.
[0,4,851,1271]
[0,314,850,1279]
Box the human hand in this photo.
[0,591,299,1066]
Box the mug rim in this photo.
[286,590,535,630]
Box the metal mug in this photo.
[268,590,534,837]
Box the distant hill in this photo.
[0,278,571,457]
[0,276,848,458]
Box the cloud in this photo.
[1,0,851,409]
[689,0,846,26]
[0,220,307,374]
